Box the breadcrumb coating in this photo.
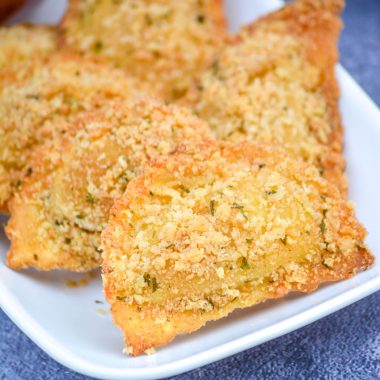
[61,0,226,101]
[0,25,57,69]
[194,0,347,194]
[102,140,373,355]
[6,99,213,271]
[0,53,143,210]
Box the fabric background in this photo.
[1,0,379,379]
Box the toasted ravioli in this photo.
[61,0,226,101]
[102,141,373,355]
[0,53,142,210]
[194,0,346,193]
[0,1,24,22]
[0,25,57,69]
[6,100,213,271]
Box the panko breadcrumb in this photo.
[0,25,57,69]
[6,99,213,271]
[0,53,143,211]
[60,0,226,101]
[102,140,373,355]
[194,0,347,194]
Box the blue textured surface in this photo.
[1,0,380,379]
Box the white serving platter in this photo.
[1,0,380,379]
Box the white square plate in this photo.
[1,1,380,379]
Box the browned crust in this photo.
[59,0,227,102]
[6,99,213,272]
[60,0,227,47]
[102,140,373,355]
[205,0,227,33]
[58,0,81,48]
[0,51,145,213]
[188,0,347,195]
[108,239,372,356]
[245,0,346,194]
[0,0,24,22]
[5,133,97,272]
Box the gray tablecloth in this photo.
[1,0,380,379]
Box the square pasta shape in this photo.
[1,0,380,379]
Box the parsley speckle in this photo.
[240,257,250,270]
[152,277,158,292]
[197,14,205,23]
[86,193,95,205]
[93,40,103,53]
[143,273,151,286]
[143,273,158,292]
[280,235,288,245]
[232,203,248,220]
[179,184,190,193]
[210,200,216,216]
[320,209,328,234]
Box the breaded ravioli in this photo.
[0,1,24,22]
[194,0,347,194]
[0,25,57,69]
[6,100,213,271]
[61,0,226,101]
[102,141,373,355]
[0,53,142,210]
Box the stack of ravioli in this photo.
[0,0,374,356]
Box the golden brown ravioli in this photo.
[102,140,373,355]
[194,0,347,194]
[6,99,213,271]
[0,53,142,210]
[61,0,227,101]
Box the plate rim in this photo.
[1,266,380,380]
[1,67,380,379]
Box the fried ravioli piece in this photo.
[6,100,213,271]
[102,141,373,355]
[0,53,143,210]
[194,0,347,194]
[61,0,226,101]
[0,25,57,69]
[0,1,24,22]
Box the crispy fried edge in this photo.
[243,0,347,195]
[5,131,100,272]
[0,51,145,213]
[186,0,347,194]
[0,25,58,212]
[0,24,58,43]
[5,99,214,272]
[102,140,373,355]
